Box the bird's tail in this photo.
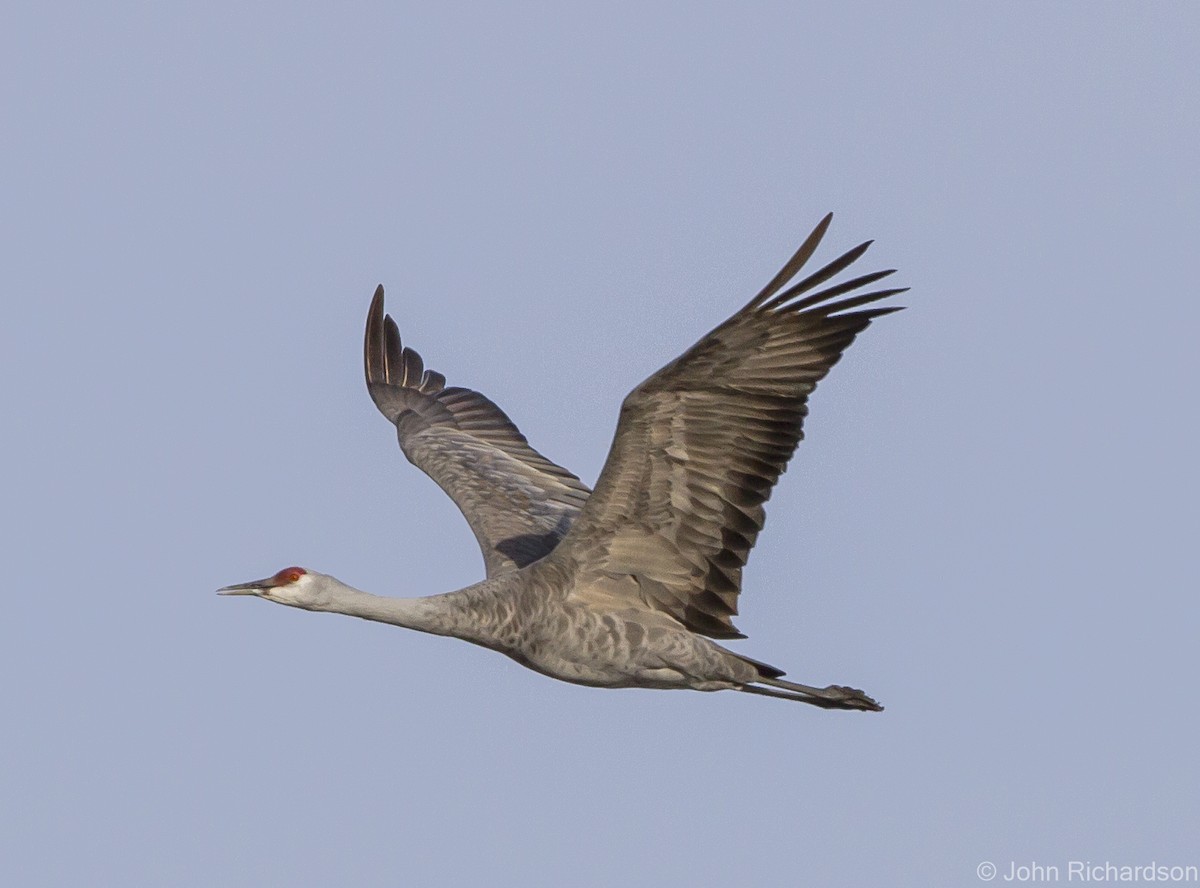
[732,651,786,679]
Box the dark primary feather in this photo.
[364,287,591,576]
[551,215,907,638]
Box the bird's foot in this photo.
[824,685,884,712]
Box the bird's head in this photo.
[217,566,336,611]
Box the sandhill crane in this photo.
[220,214,905,711]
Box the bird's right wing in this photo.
[365,288,591,577]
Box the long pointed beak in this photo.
[217,579,271,596]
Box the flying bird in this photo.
[220,214,904,711]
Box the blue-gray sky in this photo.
[3,3,1197,886]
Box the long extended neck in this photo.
[315,582,504,645]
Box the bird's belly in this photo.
[498,607,741,691]
[506,647,691,689]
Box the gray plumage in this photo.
[363,295,591,575]
[220,214,904,711]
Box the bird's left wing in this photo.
[548,215,905,638]
[365,288,591,577]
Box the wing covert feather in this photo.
[551,216,906,638]
[365,287,590,576]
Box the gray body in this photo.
[406,563,762,691]
[221,215,904,711]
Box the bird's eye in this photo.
[273,566,307,584]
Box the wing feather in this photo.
[552,216,905,638]
[365,287,590,576]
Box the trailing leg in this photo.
[739,676,883,711]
